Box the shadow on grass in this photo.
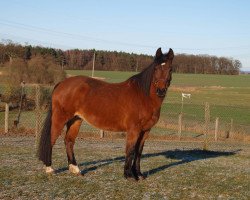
[142,149,239,176]
[55,149,240,176]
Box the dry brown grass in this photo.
[170,85,225,93]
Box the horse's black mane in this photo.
[128,62,156,96]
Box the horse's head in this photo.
[152,48,174,98]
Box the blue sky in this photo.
[0,0,250,71]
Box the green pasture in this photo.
[1,71,249,136]
[66,70,250,126]
[172,73,250,88]
[66,70,250,87]
[66,70,135,83]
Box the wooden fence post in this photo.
[100,130,104,138]
[178,113,182,140]
[229,118,233,138]
[204,102,210,141]
[214,117,219,141]
[35,85,41,148]
[5,103,9,134]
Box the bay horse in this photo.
[38,47,174,180]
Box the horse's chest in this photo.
[141,109,160,131]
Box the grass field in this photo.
[0,136,250,199]
[66,70,250,125]
[1,71,250,199]
[1,70,250,139]
[66,70,250,87]
[66,70,250,106]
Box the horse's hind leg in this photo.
[65,116,82,174]
[46,109,67,173]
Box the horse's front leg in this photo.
[132,130,149,180]
[124,129,141,181]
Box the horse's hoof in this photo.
[124,174,139,181]
[69,164,81,175]
[138,174,147,180]
[136,171,147,180]
[126,177,139,182]
[45,166,55,174]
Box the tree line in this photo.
[0,40,241,75]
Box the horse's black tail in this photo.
[37,101,52,166]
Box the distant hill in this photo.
[240,71,250,74]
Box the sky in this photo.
[0,0,250,71]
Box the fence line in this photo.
[0,84,249,144]
[4,103,9,134]
[35,85,42,149]
[178,113,182,140]
[214,117,219,142]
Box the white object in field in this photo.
[182,93,191,99]
[181,93,191,113]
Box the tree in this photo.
[7,56,66,85]
[24,45,32,60]
[232,60,242,75]
[8,58,28,84]
[0,41,242,75]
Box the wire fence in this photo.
[0,84,249,145]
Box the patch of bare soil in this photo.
[92,76,106,80]
[170,85,225,93]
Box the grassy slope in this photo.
[1,71,249,135]
[66,70,250,125]
[66,70,250,87]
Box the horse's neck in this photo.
[150,95,164,110]
[126,78,164,109]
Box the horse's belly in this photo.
[75,112,126,132]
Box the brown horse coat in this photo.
[52,75,162,133]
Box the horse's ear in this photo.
[167,48,174,60]
[155,48,163,60]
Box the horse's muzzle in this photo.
[156,88,167,98]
